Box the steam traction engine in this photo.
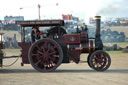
[0,16,111,72]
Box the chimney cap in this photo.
[95,16,101,19]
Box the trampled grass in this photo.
[106,50,123,54]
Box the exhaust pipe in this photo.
[95,16,103,50]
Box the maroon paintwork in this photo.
[68,49,81,64]
[18,42,31,64]
[64,34,80,44]
[80,32,88,39]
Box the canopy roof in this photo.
[16,20,64,27]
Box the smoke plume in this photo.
[97,0,128,17]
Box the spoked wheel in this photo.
[47,26,67,38]
[28,38,63,72]
[89,50,111,71]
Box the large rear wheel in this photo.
[28,38,63,72]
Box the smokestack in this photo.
[95,16,101,38]
[95,16,103,50]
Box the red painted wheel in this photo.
[28,38,63,72]
[89,50,111,71]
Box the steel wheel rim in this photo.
[87,53,93,68]
[28,38,63,72]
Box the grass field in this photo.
[0,30,21,41]
[103,41,128,48]
[106,50,123,54]
[104,26,128,37]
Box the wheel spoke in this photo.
[53,55,59,58]
[96,53,101,59]
[44,41,48,49]
[40,59,46,66]
[36,45,42,51]
[32,53,40,56]
[94,55,98,60]
[37,50,43,55]
[49,51,56,56]
[35,60,41,66]
[41,46,45,53]
[46,43,51,53]
[49,55,59,62]
[32,53,41,60]
[49,56,55,61]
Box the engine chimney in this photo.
[95,16,101,38]
[95,16,103,50]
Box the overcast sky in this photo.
[0,0,128,21]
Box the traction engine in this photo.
[0,16,111,72]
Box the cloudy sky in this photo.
[0,0,128,21]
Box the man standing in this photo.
[31,26,41,43]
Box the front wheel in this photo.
[89,50,111,71]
